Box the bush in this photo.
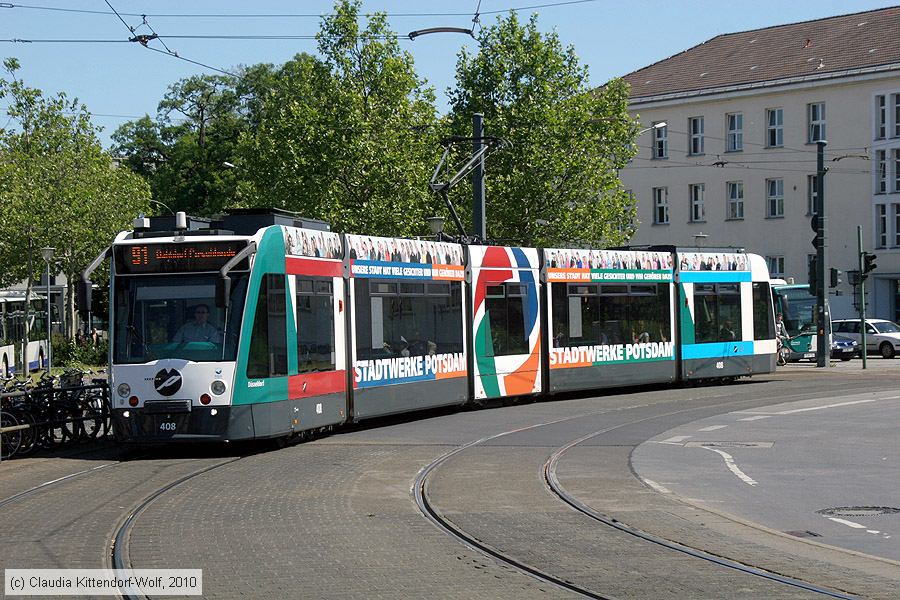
[53,334,109,368]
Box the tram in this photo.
[80,209,776,442]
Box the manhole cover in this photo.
[817,506,900,518]
[685,441,773,448]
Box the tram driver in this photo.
[173,303,223,344]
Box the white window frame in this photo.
[766,108,783,147]
[766,256,785,278]
[808,102,825,143]
[894,203,900,248]
[895,94,900,138]
[652,123,667,159]
[894,149,900,193]
[876,95,886,139]
[726,181,743,220]
[689,183,705,222]
[876,149,887,194]
[807,174,818,216]
[766,178,784,218]
[876,204,887,248]
[726,113,743,152]
[688,117,704,155]
[652,187,669,224]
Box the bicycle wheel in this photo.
[77,397,103,440]
[12,409,37,456]
[1,410,21,459]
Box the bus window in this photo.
[355,279,463,360]
[295,276,335,373]
[247,274,288,378]
[752,282,775,340]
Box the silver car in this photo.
[832,318,900,359]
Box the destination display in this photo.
[116,241,249,274]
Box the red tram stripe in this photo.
[286,256,343,277]
[288,370,347,399]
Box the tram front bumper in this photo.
[111,405,253,442]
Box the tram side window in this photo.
[752,282,775,340]
[550,283,670,347]
[295,277,335,373]
[355,279,463,360]
[247,274,288,378]
[483,283,529,357]
[694,284,742,343]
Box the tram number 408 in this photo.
[715,361,724,369]
[159,422,176,431]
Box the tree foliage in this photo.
[238,0,441,237]
[0,58,151,342]
[447,12,638,247]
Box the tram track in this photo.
[109,456,244,600]
[414,392,867,599]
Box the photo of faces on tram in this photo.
[284,226,343,259]
[545,248,673,271]
[346,234,464,266]
[678,251,748,272]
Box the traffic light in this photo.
[862,252,877,279]
[808,256,818,292]
[810,215,820,250]
[829,268,842,288]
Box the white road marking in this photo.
[828,517,867,529]
[642,479,672,494]
[697,425,727,432]
[703,447,757,486]
[661,435,692,443]
[867,530,880,534]
[775,397,892,415]
[737,415,771,422]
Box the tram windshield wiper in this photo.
[126,324,156,361]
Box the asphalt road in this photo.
[1,359,899,599]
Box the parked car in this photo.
[832,318,900,359]
[830,335,859,361]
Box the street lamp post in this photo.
[40,247,55,373]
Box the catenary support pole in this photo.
[472,113,486,242]
[816,140,830,367]
[858,225,867,369]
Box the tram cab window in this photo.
[354,279,463,360]
[752,282,775,340]
[247,274,288,378]
[694,283,742,343]
[482,283,529,357]
[551,282,671,347]
[295,276,336,373]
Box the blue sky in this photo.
[2,0,897,147]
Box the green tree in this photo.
[239,0,440,237]
[447,12,639,247]
[0,58,150,355]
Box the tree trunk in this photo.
[66,271,76,341]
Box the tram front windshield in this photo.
[113,274,248,364]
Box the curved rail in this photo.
[415,397,860,599]
[110,457,243,600]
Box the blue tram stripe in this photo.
[681,341,754,359]
[680,271,751,283]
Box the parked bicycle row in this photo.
[0,370,110,459]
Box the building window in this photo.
[726,113,743,151]
[726,181,743,219]
[877,204,887,248]
[876,95,887,139]
[652,187,669,224]
[653,122,667,159]
[808,102,825,143]
[807,174,818,215]
[895,94,900,138]
[894,204,900,247]
[766,256,785,278]
[689,183,705,222]
[688,117,704,155]
[766,108,783,147]
[895,149,900,193]
[876,149,887,194]
[766,178,784,218]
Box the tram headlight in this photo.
[210,380,226,396]
[116,383,131,398]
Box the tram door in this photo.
[284,227,348,431]
[469,245,542,401]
